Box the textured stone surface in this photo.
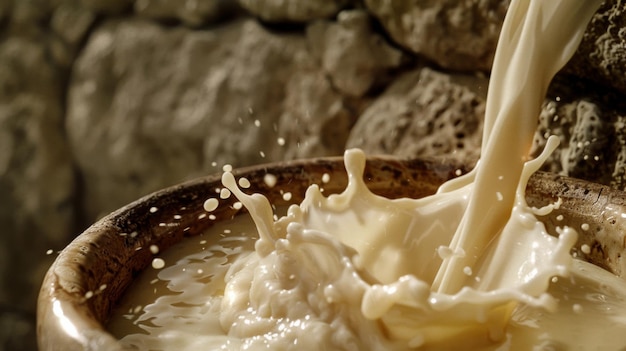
[48,0,97,67]
[346,67,487,162]
[274,66,356,161]
[6,0,53,36]
[531,76,626,189]
[566,0,626,95]
[364,0,508,71]
[134,0,239,26]
[0,1,10,23]
[67,18,354,222]
[50,1,96,46]
[307,9,407,97]
[238,0,350,22]
[0,37,76,350]
[79,0,132,14]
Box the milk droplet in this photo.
[150,245,159,254]
[149,207,158,213]
[238,177,251,188]
[437,246,453,259]
[233,202,243,210]
[264,174,277,188]
[463,266,473,276]
[46,249,54,255]
[203,198,219,212]
[581,223,589,231]
[152,258,165,269]
[220,188,231,199]
[282,192,292,201]
[277,137,286,146]
[322,173,330,183]
[581,244,591,254]
[222,164,233,172]
[572,304,583,314]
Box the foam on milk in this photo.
[107,0,624,349]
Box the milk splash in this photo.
[215,0,603,349]
[111,0,609,349]
[219,142,563,349]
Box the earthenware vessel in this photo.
[37,156,626,350]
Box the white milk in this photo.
[108,0,622,349]
[108,174,626,350]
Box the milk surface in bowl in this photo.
[102,149,626,351]
[36,154,470,350]
[37,152,626,350]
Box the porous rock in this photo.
[364,0,508,71]
[67,18,353,222]
[48,0,97,67]
[565,0,626,96]
[238,0,350,22]
[306,9,407,97]
[346,67,487,162]
[6,0,53,36]
[78,0,132,14]
[275,66,356,161]
[532,76,626,189]
[134,0,239,27]
[50,1,96,46]
[0,37,75,347]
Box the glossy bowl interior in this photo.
[37,155,626,350]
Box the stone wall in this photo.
[1,1,625,350]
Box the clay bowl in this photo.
[37,155,626,350]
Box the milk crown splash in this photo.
[219,0,602,348]
[221,142,563,347]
